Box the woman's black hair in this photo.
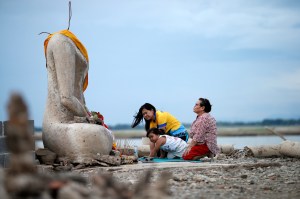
[146,128,164,137]
[131,103,156,131]
[199,98,212,113]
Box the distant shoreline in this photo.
[34,125,300,139]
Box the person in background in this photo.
[147,128,187,159]
[131,103,188,157]
[183,98,220,160]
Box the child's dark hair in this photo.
[199,98,212,113]
[131,103,156,130]
[146,128,164,137]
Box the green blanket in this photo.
[138,157,202,163]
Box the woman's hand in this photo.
[183,145,192,156]
[183,139,197,156]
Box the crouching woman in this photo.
[183,98,220,160]
[147,128,187,159]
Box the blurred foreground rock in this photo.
[1,93,171,199]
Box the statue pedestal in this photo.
[42,123,113,163]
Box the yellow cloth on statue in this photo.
[44,30,89,91]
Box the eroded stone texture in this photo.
[43,33,112,163]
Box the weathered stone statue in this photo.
[42,30,113,163]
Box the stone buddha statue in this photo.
[42,30,113,163]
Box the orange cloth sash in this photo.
[44,30,89,91]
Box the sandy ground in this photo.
[71,155,300,199]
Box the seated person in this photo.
[147,128,187,159]
[183,98,220,160]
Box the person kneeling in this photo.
[147,128,187,159]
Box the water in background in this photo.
[36,135,300,149]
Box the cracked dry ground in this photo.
[104,157,300,199]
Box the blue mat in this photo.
[138,157,202,163]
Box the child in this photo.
[147,128,187,159]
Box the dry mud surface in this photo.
[75,156,300,199]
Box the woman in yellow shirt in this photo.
[131,103,188,142]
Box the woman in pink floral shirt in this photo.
[183,98,220,160]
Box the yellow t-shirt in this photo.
[149,110,181,133]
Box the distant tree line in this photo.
[261,118,300,126]
[34,118,300,131]
[217,118,300,127]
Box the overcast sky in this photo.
[1,0,300,127]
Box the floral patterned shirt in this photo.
[190,113,220,155]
